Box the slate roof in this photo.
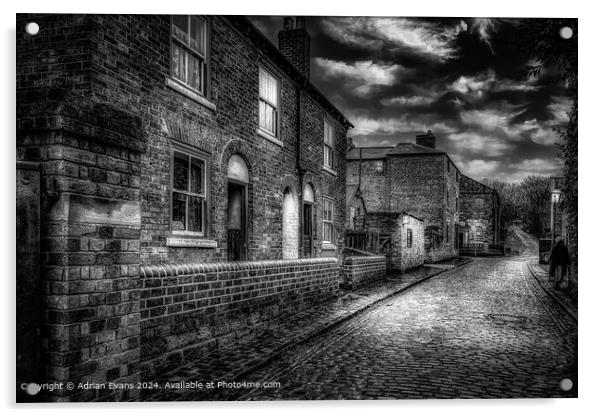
[346,143,444,160]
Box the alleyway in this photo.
[212,257,577,400]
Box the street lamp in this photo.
[551,189,561,242]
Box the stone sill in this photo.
[321,242,337,251]
[166,236,218,248]
[257,128,284,147]
[166,77,216,111]
[322,165,337,177]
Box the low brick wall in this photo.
[342,255,387,289]
[139,258,339,379]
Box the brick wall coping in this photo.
[140,257,339,278]
[344,255,387,262]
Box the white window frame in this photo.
[258,67,280,138]
[170,15,209,96]
[170,142,209,237]
[323,197,335,243]
[323,119,335,169]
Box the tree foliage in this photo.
[483,176,551,239]
[517,18,577,278]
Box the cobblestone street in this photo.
[210,257,577,400]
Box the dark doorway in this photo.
[227,182,247,261]
[302,202,313,257]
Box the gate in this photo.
[345,230,392,271]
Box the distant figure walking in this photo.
[549,237,570,290]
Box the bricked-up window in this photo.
[259,68,279,137]
[407,229,413,248]
[323,198,334,243]
[171,15,208,95]
[324,119,335,168]
[171,145,208,235]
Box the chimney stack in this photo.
[416,130,436,149]
[278,16,311,79]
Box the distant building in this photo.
[458,174,501,252]
[346,131,459,262]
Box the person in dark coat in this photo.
[549,237,570,290]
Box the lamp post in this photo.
[551,188,561,242]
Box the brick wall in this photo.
[400,215,426,270]
[342,256,387,289]
[459,174,500,246]
[388,155,458,262]
[347,159,388,212]
[358,212,425,271]
[139,258,339,379]
[16,13,350,401]
[17,90,144,401]
[17,14,348,266]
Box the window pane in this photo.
[190,16,205,55]
[324,145,333,167]
[172,15,189,44]
[259,69,277,105]
[190,157,205,194]
[187,52,201,91]
[259,101,276,134]
[259,101,267,131]
[188,195,203,233]
[324,222,333,242]
[173,151,189,191]
[172,44,189,83]
[324,121,335,146]
[172,192,187,231]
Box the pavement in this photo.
[144,255,577,401]
[527,261,577,321]
[143,259,471,401]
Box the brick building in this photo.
[16,14,352,401]
[458,174,501,251]
[347,131,459,262]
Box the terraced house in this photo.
[16,14,352,401]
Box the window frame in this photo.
[323,118,335,169]
[169,141,210,237]
[407,229,413,248]
[258,66,281,138]
[323,197,335,243]
[170,15,210,97]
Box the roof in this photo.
[459,173,497,194]
[226,16,353,130]
[347,143,444,160]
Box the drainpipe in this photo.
[296,84,305,257]
[358,148,362,192]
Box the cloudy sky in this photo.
[249,16,573,183]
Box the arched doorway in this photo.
[227,154,249,261]
[302,183,315,258]
[282,187,299,259]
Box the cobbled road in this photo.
[215,257,577,400]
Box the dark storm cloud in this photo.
[248,15,572,183]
